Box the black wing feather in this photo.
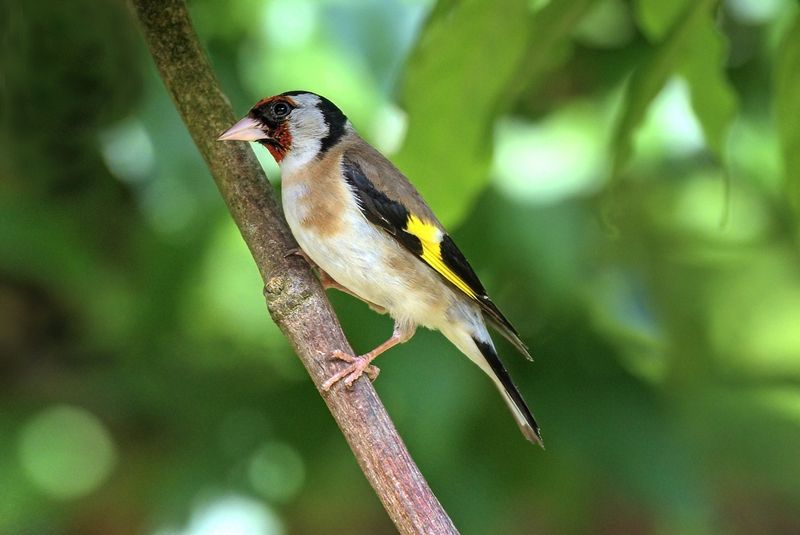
[342,157,422,255]
[342,155,531,360]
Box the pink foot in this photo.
[321,350,380,391]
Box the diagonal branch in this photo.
[128,0,458,533]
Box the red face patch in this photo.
[264,121,292,162]
[250,95,297,163]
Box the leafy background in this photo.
[2,0,800,533]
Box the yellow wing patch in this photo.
[404,215,477,299]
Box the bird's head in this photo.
[218,91,348,166]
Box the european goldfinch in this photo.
[219,91,543,446]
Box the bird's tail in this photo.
[442,325,543,447]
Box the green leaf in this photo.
[632,0,737,162]
[680,20,738,159]
[393,0,529,227]
[775,14,800,212]
[394,0,596,227]
[611,0,717,178]
[511,0,600,97]
[634,0,690,41]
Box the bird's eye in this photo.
[271,101,291,118]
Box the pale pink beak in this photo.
[217,116,268,141]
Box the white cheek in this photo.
[280,134,321,175]
[278,108,328,174]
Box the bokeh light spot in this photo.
[369,102,407,155]
[157,494,284,535]
[492,105,606,204]
[263,0,318,49]
[17,405,117,500]
[247,441,305,503]
[635,77,705,159]
[100,118,155,184]
[726,0,786,24]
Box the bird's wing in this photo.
[341,149,532,361]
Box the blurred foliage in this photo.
[775,13,800,214]
[2,0,800,533]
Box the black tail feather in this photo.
[473,337,543,447]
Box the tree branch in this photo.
[128,0,458,533]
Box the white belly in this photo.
[281,181,450,329]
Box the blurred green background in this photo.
[2,0,800,533]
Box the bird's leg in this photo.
[317,271,351,293]
[321,322,416,391]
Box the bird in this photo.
[218,91,543,446]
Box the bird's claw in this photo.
[321,350,380,391]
